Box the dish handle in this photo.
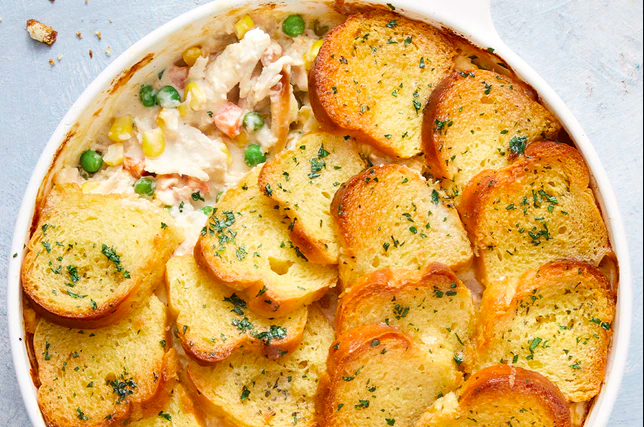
[393,0,504,46]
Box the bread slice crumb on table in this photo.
[26,19,58,45]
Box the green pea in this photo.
[243,112,265,132]
[156,86,181,108]
[139,85,156,107]
[80,150,103,173]
[283,15,306,37]
[244,144,266,167]
[134,177,155,196]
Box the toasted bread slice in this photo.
[187,306,333,427]
[310,11,456,159]
[331,164,472,288]
[128,384,205,427]
[35,295,175,427]
[423,70,562,198]
[469,260,616,403]
[336,264,475,357]
[460,141,611,288]
[415,365,572,427]
[22,184,183,328]
[258,132,367,264]
[166,255,308,363]
[318,325,463,427]
[195,167,338,317]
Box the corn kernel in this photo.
[305,39,325,70]
[234,131,248,147]
[182,46,203,67]
[178,101,190,117]
[103,143,124,166]
[142,128,166,158]
[108,115,134,142]
[157,109,180,137]
[221,143,233,165]
[185,82,207,111]
[235,15,255,40]
[81,181,100,194]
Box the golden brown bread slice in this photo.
[423,69,562,198]
[187,306,333,427]
[258,132,367,264]
[310,11,456,159]
[35,295,176,427]
[166,255,308,363]
[415,365,572,427]
[195,167,338,318]
[331,164,473,289]
[460,141,612,288]
[128,384,206,427]
[468,260,616,403]
[318,325,463,427]
[336,264,475,358]
[22,184,183,328]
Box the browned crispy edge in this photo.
[455,365,572,427]
[310,11,455,159]
[165,264,309,365]
[335,263,470,334]
[422,69,540,180]
[317,325,415,426]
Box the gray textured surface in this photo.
[0,0,641,425]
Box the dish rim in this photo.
[6,1,632,426]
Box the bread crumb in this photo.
[76,31,83,39]
[49,58,55,66]
[95,31,102,40]
[106,46,112,57]
[57,53,63,61]
[89,49,93,58]
[26,19,58,46]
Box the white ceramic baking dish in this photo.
[7,0,632,426]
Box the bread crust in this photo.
[416,365,572,427]
[35,297,177,427]
[195,168,338,318]
[422,70,542,180]
[319,325,463,427]
[331,164,473,287]
[459,141,611,287]
[335,264,475,355]
[22,185,183,329]
[310,11,456,159]
[471,260,616,402]
[257,132,367,265]
[166,256,308,365]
